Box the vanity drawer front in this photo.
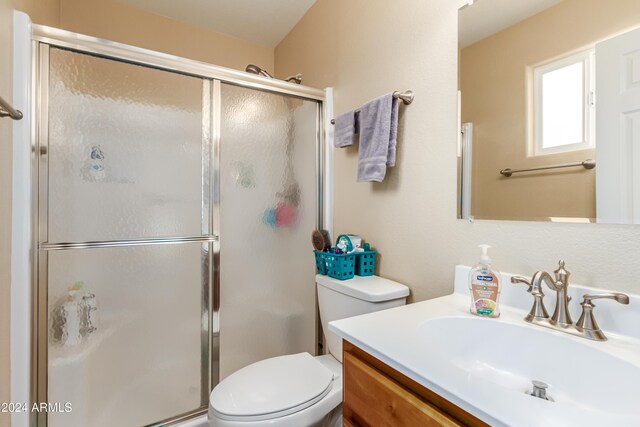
[343,351,462,427]
[343,418,357,427]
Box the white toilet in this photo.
[208,274,409,427]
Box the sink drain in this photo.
[526,380,554,402]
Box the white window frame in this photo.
[530,50,596,156]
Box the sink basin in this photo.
[330,266,640,426]
[419,316,640,417]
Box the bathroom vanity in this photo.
[330,265,640,427]
[342,340,486,426]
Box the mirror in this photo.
[458,0,640,223]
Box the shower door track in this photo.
[32,25,325,102]
[30,24,325,427]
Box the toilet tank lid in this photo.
[316,275,409,302]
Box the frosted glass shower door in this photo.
[40,47,214,427]
[219,84,320,378]
[46,244,206,427]
[46,48,208,243]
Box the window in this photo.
[531,50,595,156]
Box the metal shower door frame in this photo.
[31,25,325,427]
[33,42,219,427]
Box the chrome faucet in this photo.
[510,275,549,322]
[576,293,629,340]
[532,260,572,327]
[511,260,629,341]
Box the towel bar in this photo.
[330,90,414,125]
[500,159,596,177]
[0,94,23,120]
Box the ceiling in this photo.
[459,0,564,48]
[116,0,317,48]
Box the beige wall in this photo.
[461,0,640,221]
[15,0,59,26]
[15,0,274,72]
[58,0,273,72]
[276,0,640,302]
[0,0,14,423]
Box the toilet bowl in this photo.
[208,275,409,427]
[209,353,342,427]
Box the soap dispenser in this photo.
[469,245,501,317]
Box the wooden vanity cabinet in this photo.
[342,340,489,427]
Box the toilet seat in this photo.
[211,353,334,422]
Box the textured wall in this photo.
[276,0,640,302]
[0,0,14,424]
[13,0,274,74]
[58,0,274,72]
[15,0,59,26]
[461,0,640,221]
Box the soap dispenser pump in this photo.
[469,244,501,317]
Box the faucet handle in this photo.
[576,293,630,341]
[511,276,533,292]
[582,293,629,305]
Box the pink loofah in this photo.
[275,202,298,227]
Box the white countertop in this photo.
[329,265,640,427]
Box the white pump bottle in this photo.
[468,245,501,317]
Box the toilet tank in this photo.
[316,275,409,362]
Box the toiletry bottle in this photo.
[469,245,501,317]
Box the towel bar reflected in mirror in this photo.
[500,159,596,177]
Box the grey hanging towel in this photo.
[357,94,399,182]
[334,110,359,148]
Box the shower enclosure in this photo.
[31,26,325,427]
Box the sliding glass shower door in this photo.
[219,85,320,378]
[40,47,215,427]
[36,42,322,427]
